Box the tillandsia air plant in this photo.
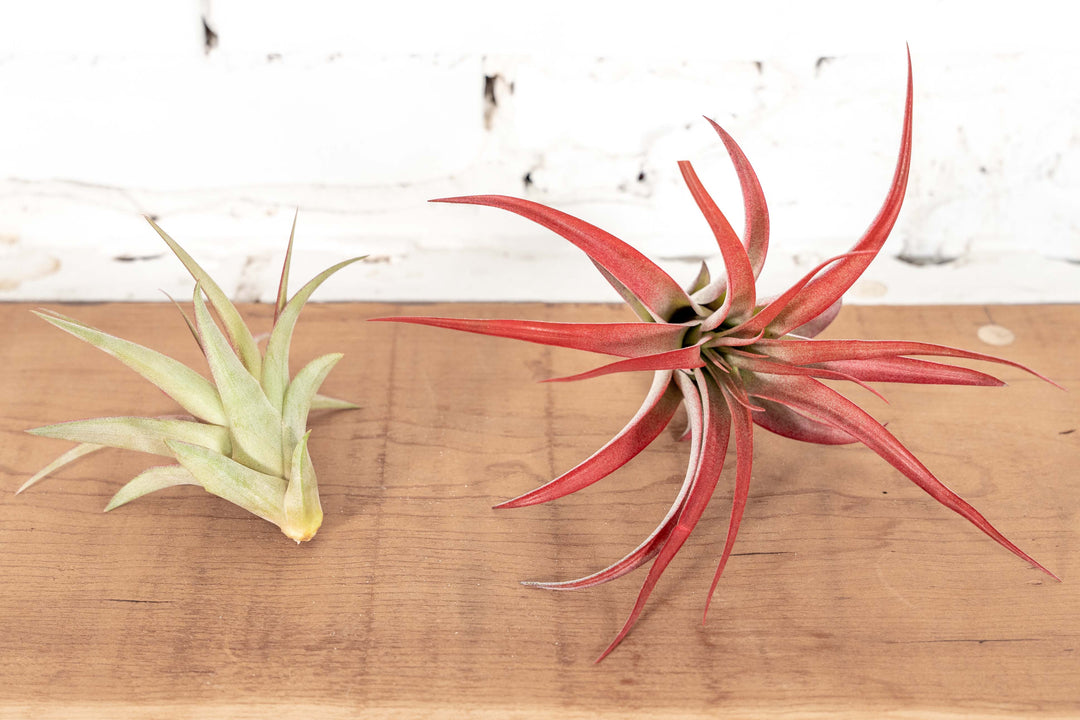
[20,217,364,543]
[377,54,1060,659]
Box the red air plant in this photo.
[377,55,1059,660]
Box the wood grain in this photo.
[1,302,1077,718]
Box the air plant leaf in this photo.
[283,353,344,447]
[766,56,914,336]
[16,442,104,494]
[275,211,298,322]
[166,439,288,527]
[498,370,681,508]
[311,393,361,411]
[29,416,231,458]
[192,284,284,477]
[678,160,756,320]
[371,317,689,358]
[750,398,858,445]
[526,371,706,591]
[282,431,322,543]
[431,195,694,321]
[32,310,227,425]
[380,50,1059,659]
[23,218,362,542]
[590,260,655,322]
[702,117,770,279]
[542,341,710,383]
[104,465,199,511]
[146,217,263,377]
[262,255,367,412]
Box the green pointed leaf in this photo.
[261,256,366,411]
[161,290,203,352]
[146,216,262,377]
[104,465,199,511]
[275,211,298,322]
[687,261,712,295]
[34,310,226,426]
[29,417,231,458]
[166,440,287,527]
[283,353,343,448]
[311,393,360,411]
[282,431,322,542]
[193,286,284,476]
[18,442,104,494]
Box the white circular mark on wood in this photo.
[977,323,1015,346]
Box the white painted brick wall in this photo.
[2,1,1078,304]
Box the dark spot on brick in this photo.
[202,17,218,54]
[896,253,958,267]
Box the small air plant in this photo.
[20,217,364,543]
[377,55,1059,659]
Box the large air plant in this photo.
[378,56,1058,659]
[20,218,364,543]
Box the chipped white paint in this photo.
[1,2,1078,304]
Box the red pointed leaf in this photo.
[789,297,842,338]
[705,329,765,348]
[727,350,888,403]
[432,195,692,320]
[498,372,680,508]
[750,397,858,445]
[704,376,755,618]
[813,357,1005,387]
[703,117,770,277]
[543,342,706,383]
[527,519,678,592]
[597,370,731,661]
[526,372,705,591]
[743,373,1056,578]
[713,251,871,335]
[371,316,688,358]
[755,338,1059,387]
[768,51,913,335]
[678,160,756,320]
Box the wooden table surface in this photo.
[2,301,1077,718]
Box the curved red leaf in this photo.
[754,338,1060,387]
[525,372,705,590]
[789,297,842,338]
[704,375,755,619]
[371,316,688,358]
[678,160,756,320]
[703,117,770,278]
[543,342,706,383]
[750,397,858,445]
[497,372,680,508]
[813,357,1005,387]
[712,251,871,335]
[727,349,888,403]
[743,372,1056,579]
[432,195,692,321]
[768,51,913,335]
[597,370,732,661]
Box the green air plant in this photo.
[376,53,1060,659]
[20,217,364,543]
